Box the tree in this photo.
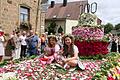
[115,23,120,30]
[58,26,63,33]
[103,23,114,34]
[48,21,56,35]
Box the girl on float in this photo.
[58,34,85,69]
[41,35,60,64]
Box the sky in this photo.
[48,0,120,25]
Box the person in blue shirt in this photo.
[26,30,39,56]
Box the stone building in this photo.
[0,0,42,33]
[40,1,49,34]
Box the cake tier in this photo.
[75,40,109,56]
[72,26,104,40]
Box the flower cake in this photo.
[72,13,104,40]
[72,13,109,56]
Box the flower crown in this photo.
[63,34,75,41]
[47,35,56,38]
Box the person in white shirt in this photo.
[58,34,84,69]
[13,31,21,60]
[0,29,5,62]
[20,31,27,59]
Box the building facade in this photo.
[0,0,42,33]
[40,2,49,34]
[45,0,88,34]
[45,0,101,34]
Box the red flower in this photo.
[25,73,32,77]
[40,58,48,61]
[107,76,115,80]
[75,40,109,56]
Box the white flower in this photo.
[1,72,16,80]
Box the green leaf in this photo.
[65,78,71,80]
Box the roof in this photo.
[46,1,88,20]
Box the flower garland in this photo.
[78,13,98,27]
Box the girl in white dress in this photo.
[58,34,85,70]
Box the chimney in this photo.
[63,0,67,6]
[41,0,48,4]
[50,1,55,8]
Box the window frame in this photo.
[19,6,30,23]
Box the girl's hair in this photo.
[63,34,75,57]
[47,35,57,48]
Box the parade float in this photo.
[0,2,119,80]
[72,13,109,56]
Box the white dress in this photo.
[0,36,5,56]
[73,45,85,70]
[13,36,21,60]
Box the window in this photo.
[20,6,30,22]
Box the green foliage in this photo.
[105,52,120,61]
[79,54,105,60]
[115,23,120,30]
[48,21,57,35]
[100,62,113,71]
[114,23,120,36]
[103,23,114,34]
[6,77,19,80]
[20,22,32,30]
[0,61,8,67]
[0,55,37,67]
[29,55,37,59]
[65,78,71,80]
[92,52,120,80]
[102,36,109,42]
[14,59,20,64]
[56,68,67,74]
[58,26,63,33]
[92,74,107,80]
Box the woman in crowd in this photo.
[111,35,118,52]
[118,36,120,53]
[4,33,15,60]
[41,35,60,64]
[0,29,5,62]
[13,31,21,60]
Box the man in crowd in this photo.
[26,30,39,56]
